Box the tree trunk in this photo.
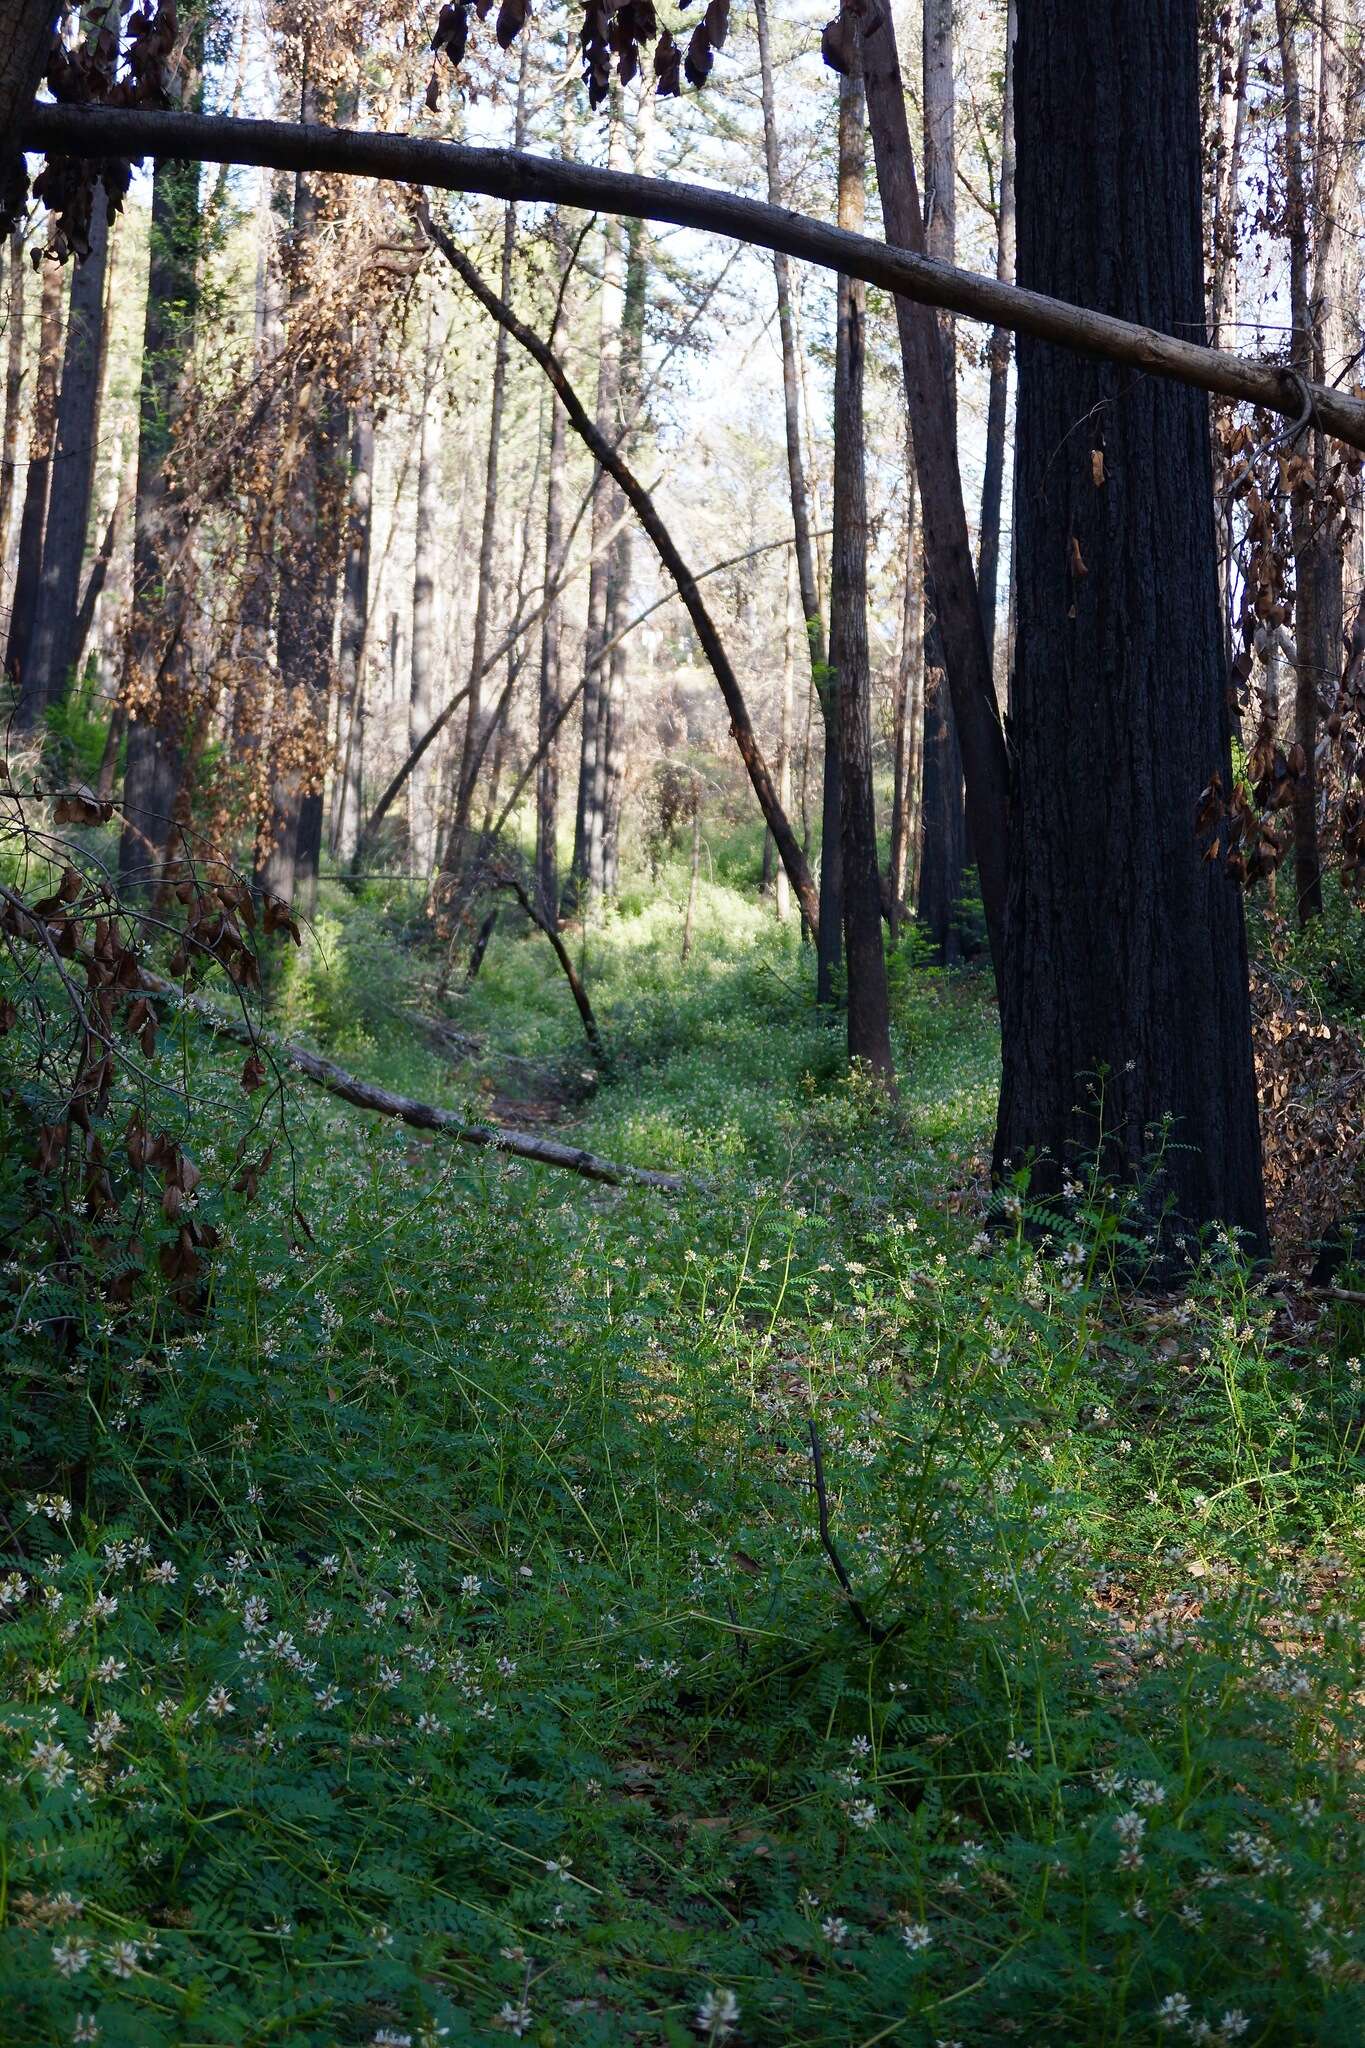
[445,43,529,878]
[833,43,894,1083]
[257,64,342,916]
[329,379,373,864]
[889,469,924,935]
[17,198,108,727]
[754,0,830,958]
[860,6,1009,991]
[0,2,59,235]
[995,0,1266,1257]
[565,98,626,915]
[0,228,23,576]
[409,286,444,876]
[776,560,794,923]
[914,0,967,964]
[118,140,200,896]
[1276,0,1323,925]
[4,239,61,690]
[602,95,652,900]
[535,346,568,920]
[977,0,1016,672]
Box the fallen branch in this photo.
[137,968,686,1192]
[418,202,821,930]
[21,104,1365,454]
[806,1419,899,1644]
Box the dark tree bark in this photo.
[118,141,201,896]
[832,44,893,1083]
[995,0,1266,1256]
[17,198,109,727]
[4,240,62,690]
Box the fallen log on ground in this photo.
[138,967,687,1191]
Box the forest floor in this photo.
[3,859,1365,2047]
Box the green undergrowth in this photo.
[2,876,1364,2046]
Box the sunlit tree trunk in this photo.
[330,376,373,865]
[0,229,23,578]
[4,235,61,690]
[889,470,924,935]
[977,0,1016,673]
[409,285,444,876]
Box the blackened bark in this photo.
[5,243,61,689]
[832,48,893,1083]
[118,145,200,895]
[17,199,108,726]
[995,0,1265,1255]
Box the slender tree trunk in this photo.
[0,229,23,577]
[410,286,444,876]
[859,7,1009,991]
[977,0,1016,671]
[565,98,626,914]
[889,469,924,934]
[5,241,61,690]
[446,43,529,875]
[257,63,342,916]
[17,198,109,727]
[996,0,1266,1256]
[914,0,968,964]
[833,42,893,1082]
[1276,0,1323,923]
[602,95,651,900]
[776,561,794,923]
[330,377,373,864]
[118,136,200,895]
[69,466,126,679]
[536,324,568,918]
[681,775,701,963]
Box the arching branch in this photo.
[20,103,1365,453]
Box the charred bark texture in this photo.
[995,0,1266,1256]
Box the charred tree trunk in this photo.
[118,138,201,896]
[4,239,61,690]
[832,45,893,1082]
[17,197,108,727]
[995,0,1266,1257]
